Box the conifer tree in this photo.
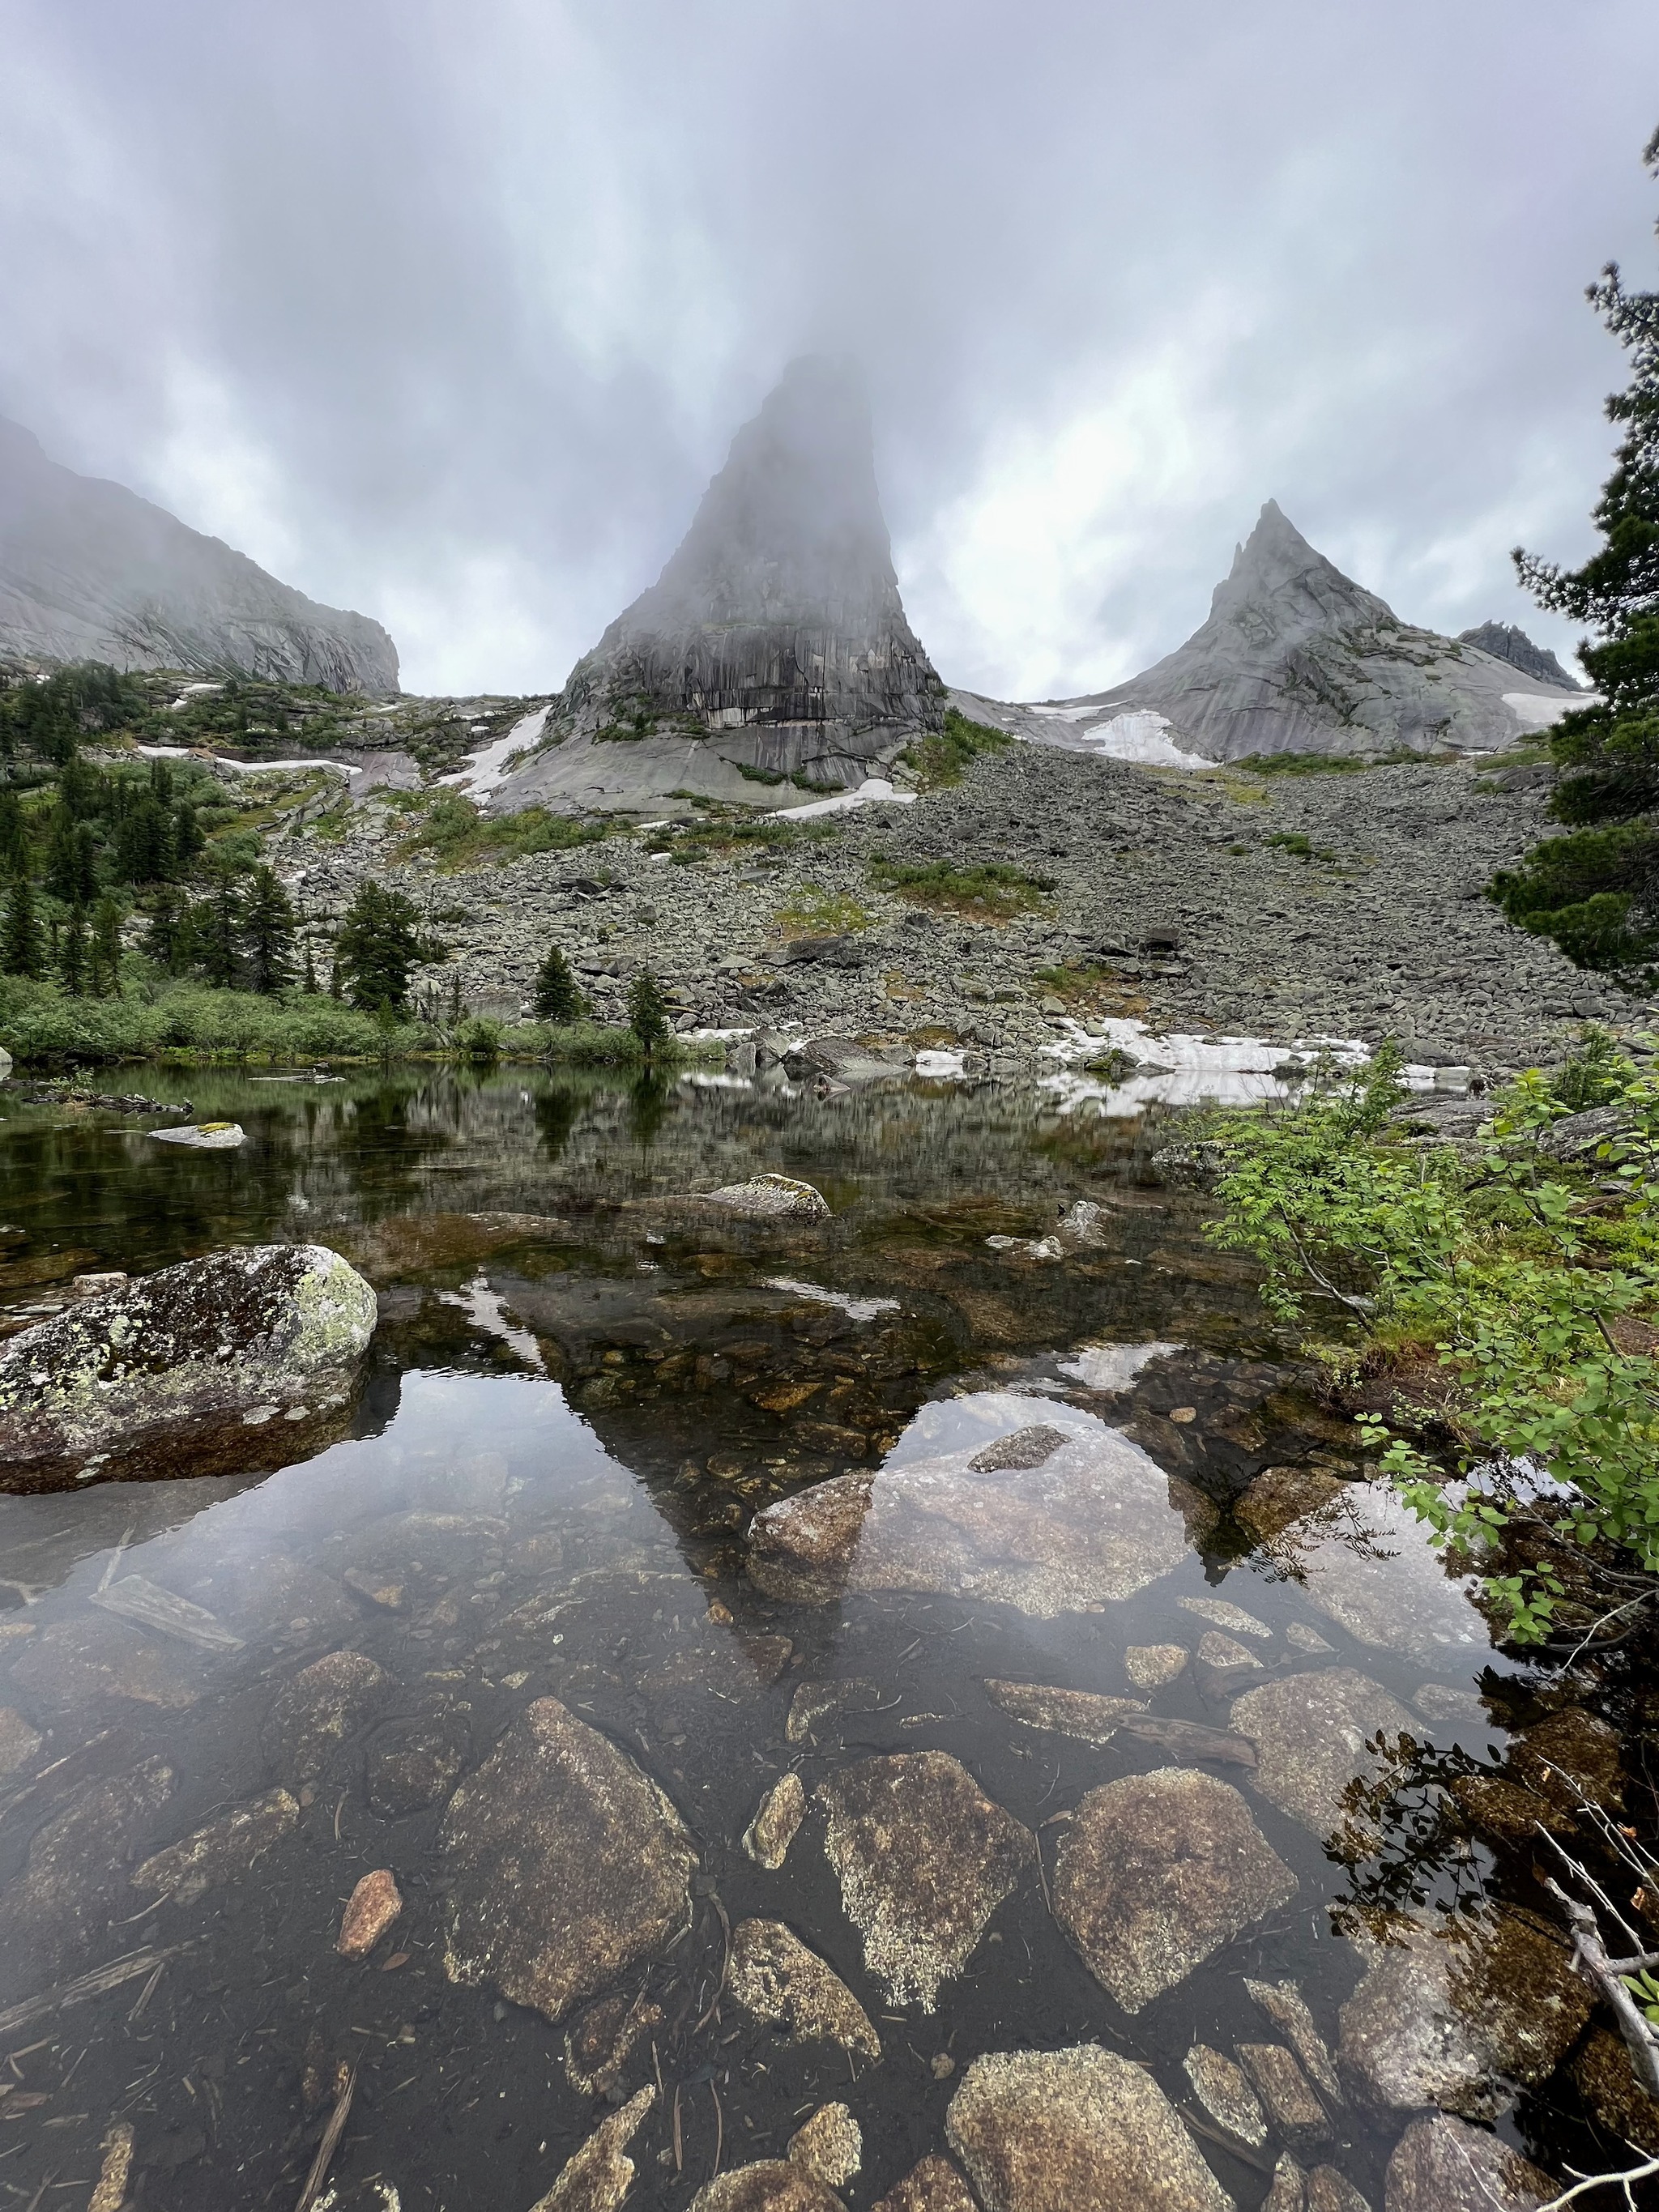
[335,881,431,1012]
[626,968,670,1062]
[192,875,241,989]
[2,872,44,978]
[533,943,584,1024]
[91,895,123,997]
[144,887,187,974]
[242,865,296,995]
[60,901,87,995]
[0,788,25,876]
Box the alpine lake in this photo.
[0,1061,1646,2212]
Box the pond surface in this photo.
[0,1072,1633,2209]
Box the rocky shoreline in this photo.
[284,744,1646,1077]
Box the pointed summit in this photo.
[495,356,942,813]
[1012,501,1581,762]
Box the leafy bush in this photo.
[869,856,1051,921]
[902,707,1013,790]
[1489,822,1659,972]
[392,791,610,871]
[0,977,412,1063]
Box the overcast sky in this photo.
[4,1,1657,699]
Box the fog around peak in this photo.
[2,0,1655,699]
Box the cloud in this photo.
[2,0,1656,695]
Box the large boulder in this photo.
[0,1243,376,1492]
[440,1698,697,2023]
[1230,1671,1421,1840]
[1383,2115,1555,2210]
[748,1422,1189,1617]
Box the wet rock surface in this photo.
[787,2103,862,2187]
[945,2044,1235,2211]
[527,2083,655,2212]
[726,1918,881,2059]
[263,1650,392,1784]
[130,1787,297,1904]
[983,1679,1147,1744]
[1231,1670,1421,1838]
[337,1867,402,1958]
[816,1752,1034,2009]
[439,1696,697,2022]
[872,2156,979,2212]
[1184,2044,1268,2146]
[0,1243,376,1492]
[0,1756,175,1975]
[691,2163,847,2211]
[1382,2114,1553,2210]
[744,1771,807,1867]
[1052,1767,1297,2010]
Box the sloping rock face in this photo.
[1456,621,1582,691]
[491,356,943,814]
[968,503,1577,764]
[0,416,399,693]
[0,1243,377,1492]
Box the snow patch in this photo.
[1502,690,1589,734]
[439,704,550,798]
[770,776,918,820]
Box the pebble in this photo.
[743,1771,807,1868]
[338,1868,403,1959]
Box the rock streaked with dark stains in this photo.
[749,1426,1190,1617]
[787,2104,861,2188]
[130,1788,298,1905]
[0,1706,42,1778]
[726,1917,881,2060]
[440,1697,697,2025]
[0,1244,377,1492]
[1184,2045,1268,2146]
[1337,1911,1593,2120]
[1125,1643,1188,1688]
[983,1681,1147,1745]
[0,1757,175,1975]
[945,2044,1235,2212]
[528,2083,656,2212]
[816,1752,1034,2010]
[1382,2115,1555,2210]
[967,1425,1068,1473]
[263,1651,393,1785]
[690,2164,847,2212]
[1244,1980,1343,2103]
[564,1991,664,2098]
[744,1772,806,1868]
[1052,1768,1297,2011]
[787,1679,881,1744]
[872,2157,979,2212]
[1230,1670,1420,1838]
[366,1710,471,1817]
[702,1176,830,1223]
[1307,2172,1371,2212]
[338,1868,403,1958]
[1235,2044,1329,2142]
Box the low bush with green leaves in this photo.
[391,791,610,871]
[868,856,1051,921]
[901,707,1013,790]
[1205,1032,1659,1645]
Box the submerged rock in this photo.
[702,1176,830,1223]
[787,1679,881,1744]
[529,2084,656,2212]
[1230,1670,1419,1838]
[564,1990,665,2099]
[816,1752,1034,2010]
[1184,2045,1268,2146]
[366,1709,471,1817]
[1052,1768,1296,2011]
[337,1868,403,1958]
[1290,1486,1490,1668]
[983,1680,1147,1745]
[872,2157,978,2212]
[1125,1644,1188,1688]
[0,1706,43,1778]
[263,1651,393,1785]
[1382,2114,1554,2210]
[787,2104,862,2188]
[690,2164,846,2211]
[945,2044,1234,2211]
[0,1243,376,1491]
[1244,1980,1343,2103]
[0,1757,175,1975]
[749,1424,1190,1617]
[440,1697,697,2024]
[130,1788,298,1905]
[1337,1911,1592,2120]
[726,1918,881,2060]
[744,1771,807,1868]
[1235,2044,1329,2143]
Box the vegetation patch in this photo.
[1266,830,1340,863]
[774,885,872,940]
[868,857,1051,922]
[902,707,1013,789]
[390,791,611,871]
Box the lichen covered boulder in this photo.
[0,1243,376,1491]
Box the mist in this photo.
[2,0,1656,699]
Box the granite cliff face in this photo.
[491,356,942,814]
[958,502,1583,766]
[0,417,399,695]
[1456,620,1583,692]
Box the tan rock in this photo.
[1230,1670,1419,1839]
[87,2120,135,2212]
[726,1919,881,2060]
[1235,1464,1347,1541]
[744,1772,806,1868]
[1053,1768,1296,2011]
[946,2044,1234,2211]
[816,1752,1033,2010]
[1184,2045,1266,2146]
[1179,1596,1272,1639]
[983,1680,1146,1745]
[1382,2114,1555,2210]
[1569,2023,1659,2154]
[787,2104,861,2188]
[1243,1979,1342,2102]
[1337,1910,1592,2120]
[872,2156,978,2212]
[1196,1632,1262,1677]
[690,2163,846,2210]
[132,1788,298,1906]
[1235,2044,1328,2142]
[1124,1644,1188,1688]
[563,1991,663,2098]
[338,1868,403,1959]
[529,2085,656,2212]
[1262,2157,1305,2212]
[1307,2172,1371,2212]
[441,1697,697,2023]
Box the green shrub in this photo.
[393,791,610,871]
[902,707,1013,790]
[869,856,1051,921]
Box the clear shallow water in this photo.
[0,1072,1629,2209]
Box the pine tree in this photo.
[1494,127,1659,967]
[241,865,296,995]
[144,887,187,974]
[533,943,584,1024]
[626,968,671,1061]
[2,873,45,978]
[60,901,87,995]
[192,876,241,989]
[302,939,318,994]
[91,895,123,998]
[335,880,431,1012]
[0,788,25,876]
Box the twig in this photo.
[295,2062,355,2212]
[1536,2151,1659,2210]
[710,2079,723,2180]
[1273,1204,1373,1317]
[1542,1877,1659,2099]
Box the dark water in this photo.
[0,1071,1633,2209]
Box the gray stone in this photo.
[983,1680,1147,1745]
[130,1788,298,1904]
[263,1651,392,1784]
[0,1243,377,1491]
[1053,1768,1296,2011]
[726,1918,881,2059]
[1337,1911,1593,2120]
[0,1757,175,1974]
[816,1751,1034,2010]
[1183,2045,1267,2146]
[0,414,399,691]
[1179,1596,1272,1639]
[702,1175,830,1222]
[744,1771,807,1868]
[527,2085,656,2212]
[945,2044,1234,2211]
[0,1706,43,1778]
[1383,2115,1555,2210]
[1456,622,1582,692]
[150,1122,245,1149]
[1230,1670,1421,1838]
[440,1697,697,2024]
[787,1679,880,1744]
[749,1425,1190,1617]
